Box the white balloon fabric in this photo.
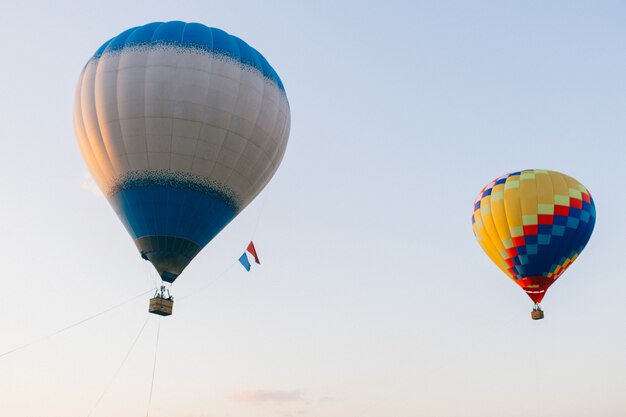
[73,22,290,282]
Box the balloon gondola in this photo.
[73,22,291,315]
[149,286,174,316]
[472,170,595,319]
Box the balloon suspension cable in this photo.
[154,284,173,300]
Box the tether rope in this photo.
[145,319,161,417]
[250,188,269,241]
[87,316,151,417]
[178,260,239,301]
[0,288,154,360]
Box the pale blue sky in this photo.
[0,1,625,416]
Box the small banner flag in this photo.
[247,241,261,264]
[239,253,251,271]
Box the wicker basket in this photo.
[149,297,174,316]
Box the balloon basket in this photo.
[149,286,174,316]
[149,297,173,316]
[531,309,544,320]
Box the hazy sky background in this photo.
[1,1,625,416]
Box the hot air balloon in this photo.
[73,22,290,315]
[472,170,595,320]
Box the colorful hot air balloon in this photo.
[472,170,595,319]
[73,22,290,305]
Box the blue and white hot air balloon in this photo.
[73,22,290,286]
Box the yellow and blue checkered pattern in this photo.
[472,170,595,296]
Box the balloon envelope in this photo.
[472,170,595,303]
[73,21,290,282]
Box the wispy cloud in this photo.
[231,389,304,405]
[317,396,336,403]
[81,172,102,197]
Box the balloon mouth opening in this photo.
[516,276,556,304]
[144,251,191,283]
[135,236,203,283]
[161,271,178,283]
[525,290,546,304]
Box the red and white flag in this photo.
[247,241,260,264]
